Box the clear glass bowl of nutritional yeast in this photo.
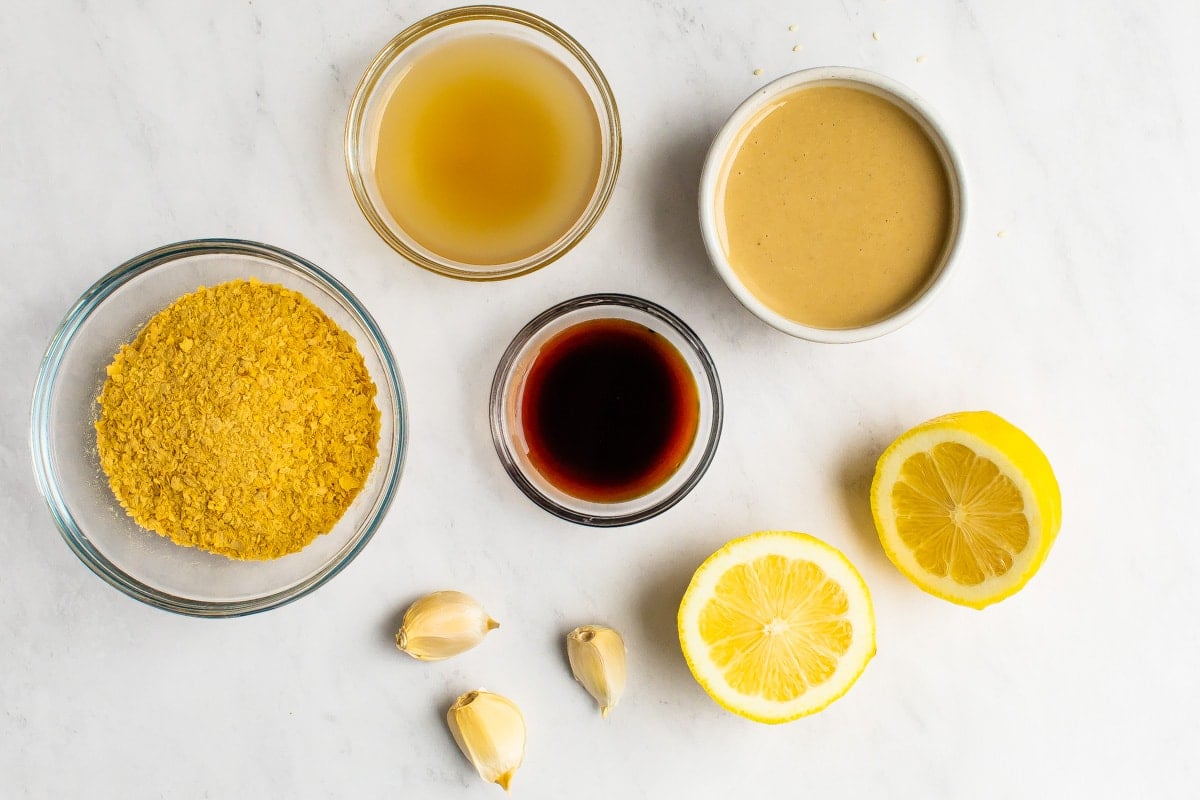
[29,239,406,617]
[345,5,622,281]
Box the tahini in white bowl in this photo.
[698,67,966,344]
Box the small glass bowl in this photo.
[490,294,723,527]
[29,239,406,617]
[345,5,622,281]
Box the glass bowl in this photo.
[490,294,722,526]
[344,5,621,281]
[30,239,406,617]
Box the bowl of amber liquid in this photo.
[345,6,621,280]
[490,294,722,526]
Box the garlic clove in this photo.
[446,690,526,794]
[395,590,499,661]
[567,624,627,718]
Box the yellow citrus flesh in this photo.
[870,411,1061,609]
[678,531,875,724]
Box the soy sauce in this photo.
[520,318,699,503]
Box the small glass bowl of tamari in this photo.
[30,239,406,617]
[490,294,723,526]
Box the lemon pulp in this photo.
[894,442,1030,584]
[700,555,852,701]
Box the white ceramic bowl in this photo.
[699,67,966,343]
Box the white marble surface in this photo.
[3,0,1198,796]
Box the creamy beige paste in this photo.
[718,84,952,329]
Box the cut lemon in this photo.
[677,531,875,724]
[870,411,1061,609]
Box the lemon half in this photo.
[870,411,1061,609]
[678,531,876,724]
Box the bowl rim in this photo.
[344,4,622,281]
[698,66,967,343]
[29,238,407,618]
[489,293,723,527]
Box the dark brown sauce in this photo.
[520,318,700,503]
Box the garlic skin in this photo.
[567,625,627,718]
[395,590,499,661]
[446,690,526,794]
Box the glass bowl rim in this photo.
[344,4,623,282]
[489,292,724,527]
[29,237,408,618]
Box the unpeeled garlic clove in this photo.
[446,689,526,794]
[567,624,626,718]
[395,590,499,661]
